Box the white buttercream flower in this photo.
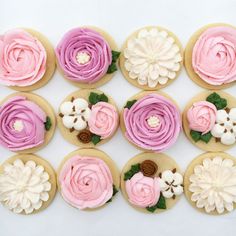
[189,156,236,214]
[124,28,182,88]
[211,108,236,145]
[60,98,91,131]
[0,159,51,214]
[159,170,183,198]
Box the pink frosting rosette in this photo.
[59,155,113,209]
[192,26,236,85]
[123,94,181,152]
[88,102,118,139]
[125,172,160,208]
[0,96,46,151]
[56,28,112,84]
[0,29,47,87]
[187,101,217,134]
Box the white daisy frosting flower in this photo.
[0,159,51,214]
[60,98,91,131]
[124,28,182,88]
[159,169,183,199]
[211,108,236,145]
[189,156,236,214]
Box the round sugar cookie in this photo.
[120,152,184,213]
[0,154,57,215]
[119,26,183,90]
[57,148,120,211]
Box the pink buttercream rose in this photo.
[0,29,47,87]
[187,101,217,134]
[125,172,160,208]
[59,155,113,210]
[192,26,236,85]
[88,102,118,139]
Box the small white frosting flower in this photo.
[159,170,183,198]
[211,108,236,145]
[124,28,182,88]
[0,159,51,214]
[189,156,236,214]
[60,98,91,131]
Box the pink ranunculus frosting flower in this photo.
[88,102,118,139]
[123,94,181,152]
[125,172,160,208]
[187,101,217,134]
[192,26,236,85]
[59,155,113,210]
[0,29,47,87]
[0,96,46,151]
[56,28,112,84]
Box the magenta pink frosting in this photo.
[187,101,217,134]
[56,28,112,84]
[88,102,118,139]
[0,29,47,87]
[192,26,236,85]
[125,172,160,208]
[123,94,181,152]
[59,155,113,210]
[0,96,46,151]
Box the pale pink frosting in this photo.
[192,26,236,85]
[187,101,217,134]
[88,102,118,139]
[59,155,113,210]
[0,29,47,87]
[125,172,160,208]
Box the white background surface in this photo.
[1,0,236,235]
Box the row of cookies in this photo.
[0,89,235,153]
[1,23,236,91]
[0,149,235,216]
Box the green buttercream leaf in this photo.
[89,92,109,104]
[200,132,212,143]
[124,100,137,109]
[146,194,166,213]
[107,50,120,74]
[44,116,52,131]
[106,185,119,203]
[124,164,140,181]
[190,130,201,142]
[206,92,227,110]
[91,134,101,145]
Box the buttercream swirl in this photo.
[0,96,46,151]
[189,156,236,214]
[56,28,112,84]
[0,29,46,87]
[124,28,182,87]
[123,94,181,152]
[0,159,51,214]
[59,155,113,209]
[192,26,236,85]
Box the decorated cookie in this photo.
[0,28,55,91]
[0,154,57,215]
[120,91,181,152]
[183,90,236,152]
[57,149,120,211]
[121,152,183,213]
[57,89,119,147]
[185,23,236,89]
[184,152,236,215]
[119,26,183,90]
[56,27,120,88]
[0,93,56,153]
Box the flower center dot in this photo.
[76,52,90,64]
[13,120,24,132]
[147,116,160,128]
